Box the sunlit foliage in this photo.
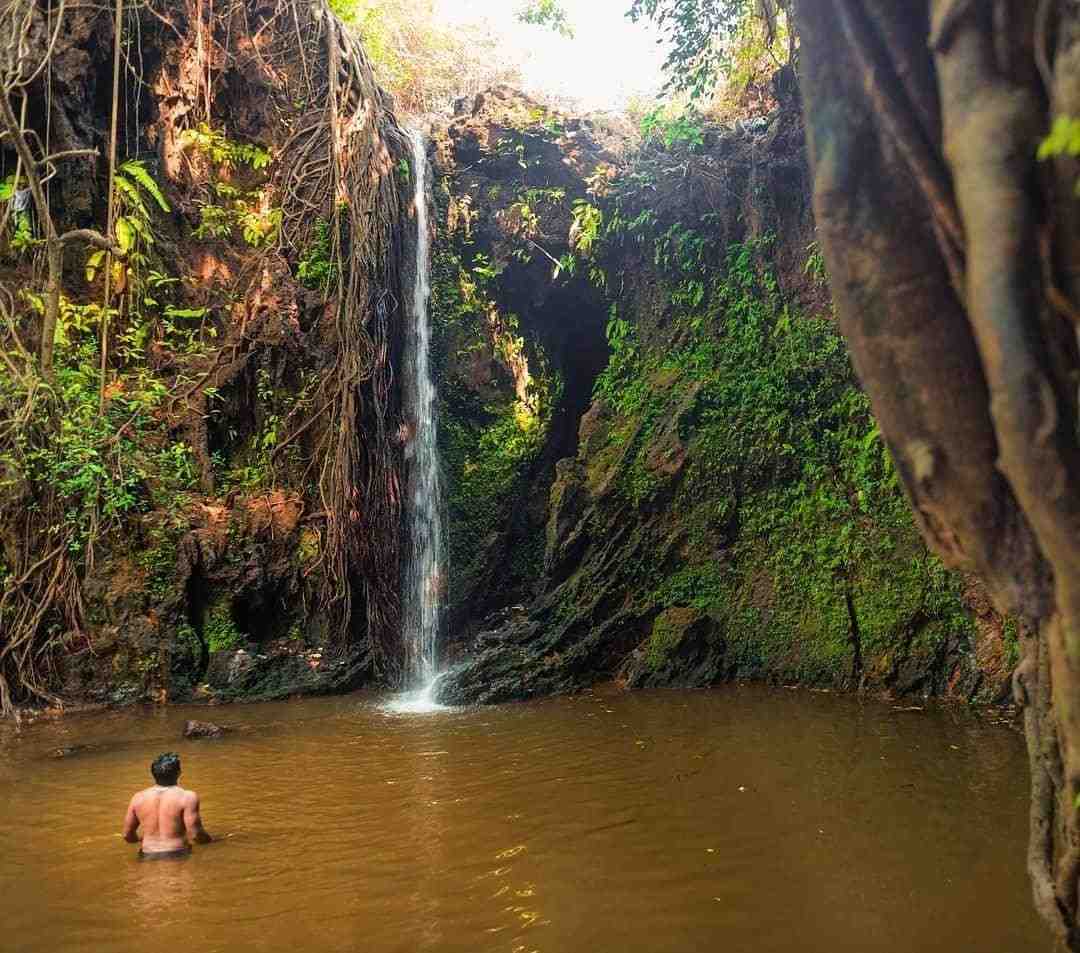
[628,0,791,109]
[516,0,574,38]
[328,0,523,114]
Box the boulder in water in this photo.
[183,719,227,739]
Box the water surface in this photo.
[0,685,1048,953]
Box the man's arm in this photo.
[122,797,141,843]
[183,792,212,844]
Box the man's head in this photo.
[151,752,181,786]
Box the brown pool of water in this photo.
[0,684,1050,953]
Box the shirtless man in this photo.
[122,752,212,858]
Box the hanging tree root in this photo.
[0,0,411,713]
[275,4,408,681]
[0,1,103,717]
[0,289,86,719]
[164,0,411,679]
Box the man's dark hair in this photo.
[151,752,181,785]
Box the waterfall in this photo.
[400,128,445,694]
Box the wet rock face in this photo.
[545,459,588,578]
[432,87,618,635]
[434,601,616,705]
[435,615,553,706]
[201,645,373,703]
[437,87,1017,709]
[620,608,727,689]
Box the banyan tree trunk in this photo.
[794,0,1080,945]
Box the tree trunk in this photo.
[794,0,1080,945]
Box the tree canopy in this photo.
[628,0,754,97]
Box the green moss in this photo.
[440,406,547,599]
[177,622,199,650]
[297,528,320,566]
[137,521,186,600]
[205,600,241,652]
[432,212,559,611]
[647,608,695,671]
[1003,617,1022,668]
[296,218,337,291]
[587,237,971,686]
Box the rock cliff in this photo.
[431,86,1018,707]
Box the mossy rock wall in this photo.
[436,99,1018,706]
[431,88,614,635]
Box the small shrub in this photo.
[205,601,242,653]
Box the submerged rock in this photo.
[49,744,95,759]
[183,719,227,739]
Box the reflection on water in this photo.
[0,685,1051,953]
[126,853,198,930]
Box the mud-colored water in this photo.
[0,686,1048,953]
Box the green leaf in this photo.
[114,174,150,221]
[85,249,107,283]
[124,213,155,246]
[23,290,45,314]
[516,0,574,38]
[1039,116,1080,161]
[119,160,171,211]
[163,306,208,320]
[115,217,135,254]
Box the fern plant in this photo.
[180,122,271,170]
[86,159,170,296]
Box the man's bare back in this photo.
[123,753,211,856]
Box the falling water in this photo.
[398,128,446,706]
